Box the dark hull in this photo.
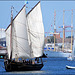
[41,53,47,58]
[4,61,43,72]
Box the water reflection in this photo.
[7,70,46,75]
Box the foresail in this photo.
[12,6,31,59]
[6,5,31,59]
[27,2,44,58]
[6,25,11,59]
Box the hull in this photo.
[44,50,72,58]
[67,57,73,61]
[66,65,75,69]
[4,60,43,72]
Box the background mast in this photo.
[62,9,65,52]
[54,10,56,51]
[71,9,73,51]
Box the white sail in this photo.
[0,28,6,39]
[27,2,44,58]
[6,6,31,59]
[72,33,75,60]
[6,25,11,59]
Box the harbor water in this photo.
[0,58,75,75]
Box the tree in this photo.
[47,36,57,43]
[47,39,51,43]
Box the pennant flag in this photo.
[25,0,28,4]
[59,26,63,28]
[61,26,63,28]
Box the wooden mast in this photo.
[62,9,65,52]
[54,10,56,51]
[10,6,13,60]
[71,9,73,51]
[50,10,59,51]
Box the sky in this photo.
[0,1,75,38]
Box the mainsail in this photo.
[27,2,44,58]
[6,5,31,59]
[6,1,44,59]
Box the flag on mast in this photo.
[25,0,28,4]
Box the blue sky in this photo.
[0,1,75,38]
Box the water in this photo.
[0,58,75,75]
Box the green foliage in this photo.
[47,36,57,43]
[47,39,51,43]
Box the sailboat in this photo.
[44,10,72,58]
[4,1,44,72]
[67,9,73,61]
[66,34,75,69]
[67,33,75,61]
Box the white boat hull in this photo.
[67,57,73,61]
[44,50,72,58]
[66,65,75,69]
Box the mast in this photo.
[10,6,13,60]
[62,9,65,52]
[50,10,59,51]
[71,9,73,51]
[54,10,56,51]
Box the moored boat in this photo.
[66,65,75,69]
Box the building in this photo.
[45,35,73,44]
[0,28,7,59]
[55,34,60,39]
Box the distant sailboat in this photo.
[66,9,75,69]
[72,34,75,60]
[67,9,73,61]
[44,10,71,58]
[67,33,75,61]
[4,1,44,71]
[66,65,75,69]
[66,34,75,69]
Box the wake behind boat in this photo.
[4,1,44,72]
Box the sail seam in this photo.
[11,38,29,52]
[28,29,44,34]
[6,33,28,41]
[12,47,30,58]
[14,21,27,26]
